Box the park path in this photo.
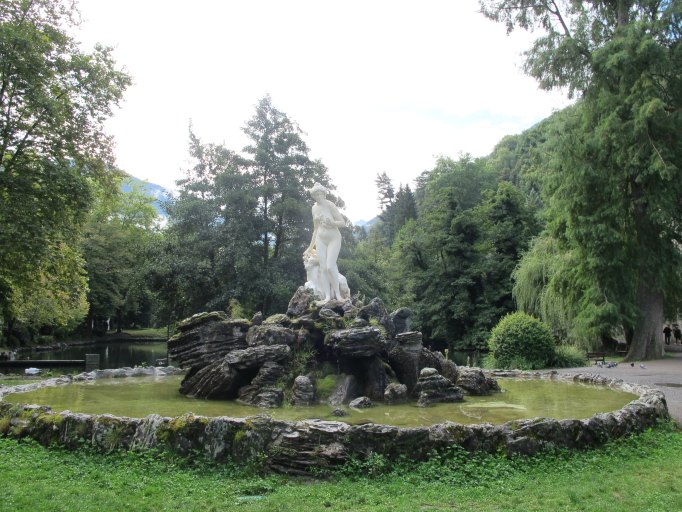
[552,349,682,423]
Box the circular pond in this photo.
[3,374,636,427]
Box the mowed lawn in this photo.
[1,422,681,511]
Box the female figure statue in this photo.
[304,182,346,302]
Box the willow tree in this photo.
[481,1,682,359]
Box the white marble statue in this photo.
[304,182,349,302]
[304,249,350,301]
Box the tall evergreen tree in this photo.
[156,98,335,320]
[480,0,682,359]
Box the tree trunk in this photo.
[625,283,664,361]
[116,308,123,334]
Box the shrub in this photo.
[551,344,587,368]
[488,312,555,369]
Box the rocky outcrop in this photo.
[237,362,285,407]
[291,376,316,406]
[388,331,423,392]
[357,298,395,338]
[179,359,241,399]
[326,327,386,359]
[390,307,412,335]
[286,286,316,317]
[168,317,249,368]
[384,383,408,404]
[349,396,373,409]
[246,325,296,347]
[166,291,485,408]
[327,374,359,406]
[419,348,458,383]
[414,368,464,407]
[224,345,291,370]
[456,367,500,396]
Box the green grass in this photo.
[119,327,169,338]
[1,422,681,511]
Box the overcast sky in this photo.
[77,0,570,222]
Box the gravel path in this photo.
[552,349,682,422]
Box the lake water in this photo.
[5,376,637,427]
[38,342,170,370]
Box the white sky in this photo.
[77,0,570,222]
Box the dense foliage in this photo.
[488,311,555,369]
[2,0,679,368]
[480,0,682,360]
[346,156,539,351]
[151,96,337,321]
[0,0,129,342]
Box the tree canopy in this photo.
[481,0,682,359]
[154,97,336,321]
[0,0,130,336]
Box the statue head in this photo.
[309,182,328,201]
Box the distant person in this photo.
[663,324,672,345]
[674,325,682,345]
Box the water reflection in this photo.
[39,342,169,369]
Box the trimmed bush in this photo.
[488,312,555,369]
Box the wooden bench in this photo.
[586,352,606,364]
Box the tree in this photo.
[0,0,130,336]
[242,96,335,313]
[481,0,682,359]
[389,156,538,350]
[155,98,336,321]
[82,179,160,334]
[375,172,395,210]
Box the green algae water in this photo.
[4,376,637,427]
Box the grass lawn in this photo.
[1,422,681,511]
[119,327,169,338]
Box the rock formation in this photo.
[167,289,499,408]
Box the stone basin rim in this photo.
[0,366,665,427]
[0,366,669,472]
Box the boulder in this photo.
[419,347,458,383]
[414,367,464,407]
[349,396,373,409]
[456,367,500,396]
[384,383,408,404]
[291,376,316,406]
[326,327,386,359]
[357,298,395,338]
[263,313,291,326]
[239,387,284,408]
[246,325,296,347]
[224,345,291,370]
[286,286,316,317]
[168,318,249,369]
[251,312,263,325]
[327,374,359,406]
[179,359,241,399]
[388,331,423,392]
[390,307,412,335]
[236,362,286,407]
[331,408,348,417]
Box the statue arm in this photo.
[329,201,347,228]
[305,220,319,255]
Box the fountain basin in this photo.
[0,367,669,474]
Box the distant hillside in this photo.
[354,217,379,228]
[121,176,170,217]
